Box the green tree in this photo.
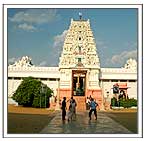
[12,77,53,108]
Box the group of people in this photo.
[61,96,77,122]
[61,96,99,122]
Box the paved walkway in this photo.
[40,111,132,134]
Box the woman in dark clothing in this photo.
[61,97,66,121]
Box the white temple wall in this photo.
[8,79,22,97]
[101,68,136,79]
[127,81,137,99]
[101,81,113,99]
[8,67,137,100]
[8,67,60,99]
[100,68,137,99]
[59,69,72,89]
[88,69,100,89]
[8,67,59,79]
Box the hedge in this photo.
[111,97,137,108]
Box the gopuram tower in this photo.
[59,14,103,110]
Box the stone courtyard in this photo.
[40,111,133,134]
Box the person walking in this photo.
[89,98,98,120]
[67,97,77,121]
[68,96,74,104]
[71,99,77,120]
[61,97,66,121]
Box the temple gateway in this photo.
[8,17,137,110]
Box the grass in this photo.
[8,104,56,134]
[103,111,138,133]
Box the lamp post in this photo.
[40,88,41,108]
[40,83,45,108]
[42,84,47,108]
[40,84,42,108]
[55,78,61,110]
[45,86,46,108]
[43,85,47,108]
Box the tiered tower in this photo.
[59,18,100,69]
[59,16,102,110]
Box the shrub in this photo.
[118,98,125,107]
[128,98,137,107]
[111,97,117,106]
[118,98,137,108]
[12,77,53,108]
[111,97,137,108]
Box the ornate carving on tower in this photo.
[124,58,137,70]
[59,18,100,69]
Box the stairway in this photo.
[73,96,86,111]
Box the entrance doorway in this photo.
[72,70,87,96]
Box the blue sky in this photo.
[8,8,137,68]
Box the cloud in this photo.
[96,39,108,49]
[47,30,68,66]
[53,30,68,48]
[9,9,60,24]
[8,57,22,65]
[110,49,137,65]
[8,57,17,65]
[124,41,137,49]
[38,61,48,67]
[17,23,37,31]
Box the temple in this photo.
[8,17,137,110]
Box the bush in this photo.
[118,98,125,107]
[111,97,137,108]
[128,98,137,107]
[111,97,117,107]
[118,98,137,108]
[32,89,51,108]
[12,77,53,108]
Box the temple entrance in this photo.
[72,70,87,96]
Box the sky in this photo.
[8,8,138,68]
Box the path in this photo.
[40,111,132,134]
